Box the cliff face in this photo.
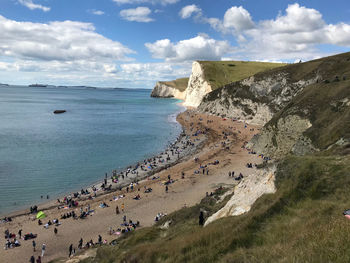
[183,61,213,107]
[150,81,186,100]
[198,72,318,125]
[205,165,276,226]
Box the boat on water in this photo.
[29,84,48,87]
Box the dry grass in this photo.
[80,155,350,263]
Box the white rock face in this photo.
[151,82,186,100]
[198,73,319,126]
[204,166,276,226]
[198,88,273,126]
[247,115,316,159]
[183,61,212,107]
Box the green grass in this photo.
[199,61,285,90]
[80,155,350,263]
[159,78,189,92]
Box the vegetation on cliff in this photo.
[79,155,350,263]
[158,78,189,92]
[199,61,285,90]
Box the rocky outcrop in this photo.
[198,72,319,126]
[151,81,186,99]
[183,61,212,108]
[53,110,66,114]
[247,115,317,159]
[204,165,276,226]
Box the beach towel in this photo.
[36,211,46,219]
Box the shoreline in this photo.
[0,109,263,263]
[1,106,201,220]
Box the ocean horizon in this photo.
[0,85,183,216]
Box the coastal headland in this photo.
[2,52,350,262]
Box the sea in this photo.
[0,85,183,216]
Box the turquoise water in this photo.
[0,85,182,216]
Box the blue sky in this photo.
[0,0,349,88]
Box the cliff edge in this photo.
[150,78,188,100]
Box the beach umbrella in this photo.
[36,211,46,219]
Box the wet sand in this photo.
[0,110,262,263]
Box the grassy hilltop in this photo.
[156,61,284,94]
[199,61,285,90]
[75,53,350,263]
[158,78,189,92]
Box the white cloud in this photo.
[120,62,191,82]
[222,6,254,33]
[145,34,231,62]
[0,15,134,62]
[0,15,138,86]
[89,10,105,15]
[120,7,154,22]
[238,3,349,60]
[18,0,50,12]
[181,3,350,61]
[113,0,179,5]
[179,4,201,19]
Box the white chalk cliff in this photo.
[183,61,212,108]
[150,61,213,107]
[150,81,186,100]
[204,166,276,226]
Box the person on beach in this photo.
[69,244,73,257]
[32,240,36,252]
[30,256,35,263]
[41,243,46,257]
[116,205,120,214]
[121,203,125,212]
[36,256,41,263]
[165,185,168,193]
[199,211,204,226]
[18,229,22,238]
[54,227,58,235]
[98,235,102,246]
[78,238,83,249]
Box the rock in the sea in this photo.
[53,110,66,114]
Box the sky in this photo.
[0,0,349,88]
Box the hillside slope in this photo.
[248,79,350,159]
[78,155,350,263]
[198,52,350,125]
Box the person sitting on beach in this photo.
[133,194,141,200]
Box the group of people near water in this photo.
[4,111,257,262]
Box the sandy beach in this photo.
[0,110,263,263]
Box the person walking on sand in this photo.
[30,256,35,263]
[18,229,22,238]
[36,256,41,263]
[116,205,119,214]
[121,203,124,212]
[69,244,73,257]
[78,238,83,249]
[41,243,46,257]
[98,235,102,246]
[165,185,168,193]
[32,240,36,252]
[54,227,58,235]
